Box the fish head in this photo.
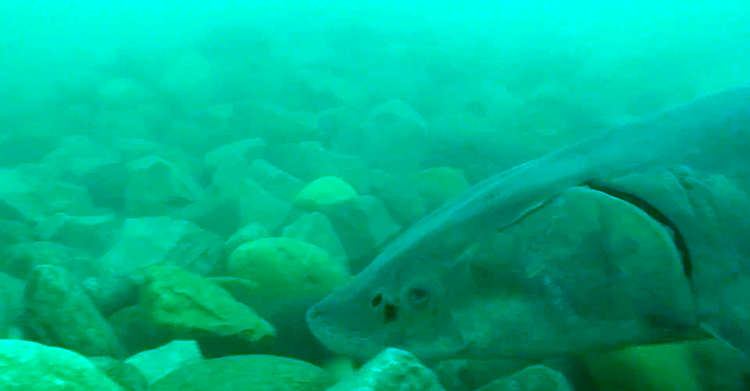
[306,243,473,361]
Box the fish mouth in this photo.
[306,304,382,359]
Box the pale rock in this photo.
[125,340,204,386]
[99,217,223,277]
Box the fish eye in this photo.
[408,287,430,306]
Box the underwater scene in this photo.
[1,0,749,390]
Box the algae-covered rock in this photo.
[140,266,275,345]
[0,339,125,391]
[328,348,445,391]
[24,264,127,358]
[476,365,572,391]
[227,237,350,300]
[149,354,335,391]
[293,176,358,210]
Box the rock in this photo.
[125,156,204,216]
[293,176,358,211]
[225,222,270,255]
[410,167,470,211]
[0,168,42,221]
[149,354,335,391]
[0,339,125,391]
[266,142,371,194]
[159,146,207,181]
[90,356,149,391]
[125,340,204,386]
[205,138,266,171]
[248,159,306,203]
[227,237,350,301]
[108,305,172,356]
[0,133,57,167]
[316,105,371,154]
[163,120,220,157]
[690,339,750,391]
[43,135,121,178]
[97,78,154,109]
[1,241,100,283]
[24,264,127,358]
[99,217,224,277]
[37,213,119,257]
[584,343,700,391]
[140,266,275,345]
[328,348,445,391]
[83,272,141,317]
[230,101,321,143]
[110,138,162,161]
[158,51,216,111]
[428,110,498,139]
[38,180,101,216]
[0,272,24,338]
[282,212,348,269]
[0,168,99,221]
[0,218,36,245]
[360,100,429,174]
[432,358,537,391]
[97,109,154,139]
[75,162,130,211]
[169,193,242,239]
[325,195,401,263]
[369,169,428,227]
[237,178,292,232]
[285,69,366,112]
[476,365,572,391]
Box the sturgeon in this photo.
[306,86,750,361]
